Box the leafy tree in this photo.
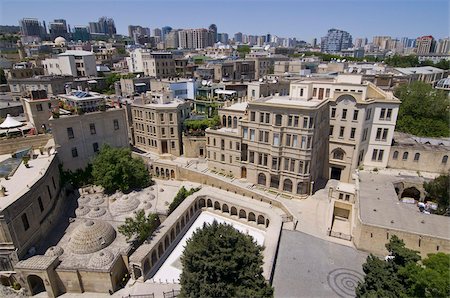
[385,55,420,68]
[92,144,151,193]
[385,235,420,268]
[180,221,273,298]
[167,186,200,215]
[236,45,251,58]
[118,209,160,243]
[0,68,6,84]
[424,173,449,215]
[59,164,94,187]
[394,81,450,137]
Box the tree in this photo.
[92,144,151,193]
[167,186,200,215]
[0,69,6,84]
[385,235,420,268]
[180,221,273,298]
[118,209,160,243]
[424,173,449,215]
[394,81,450,137]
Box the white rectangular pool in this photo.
[150,211,266,283]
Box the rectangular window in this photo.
[93,142,99,153]
[249,151,255,163]
[171,141,176,149]
[250,129,255,141]
[386,109,392,120]
[372,149,378,161]
[353,110,359,121]
[263,154,268,166]
[329,125,334,136]
[366,108,372,121]
[221,154,225,162]
[350,128,356,139]
[284,158,289,171]
[380,108,386,120]
[342,109,347,120]
[221,139,225,150]
[331,108,336,118]
[243,127,248,139]
[290,159,296,172]
[376,128,382,141]
[272,157,278,170]
[382,128,388,141]
[300,88,304,96]
[260,112,264,123]
[294,116,299,127]
[292,135,298,147]
[339,127,345,138]
[362,128,368,141]
[273,133,280,146]
[288,116,293,126]
[170,127,174,135]
[309,117,314,129]
[71,147,78,157]
[36,104,43,111]
[325,88,330,98]
[265,113,270,124]
[298,161,304,174]
[378,149,384,161]
[169,113,173,122]
[160,113,164,122]
[67,127,74,139]
[301,136,307,149]
[250,111,256,121]
[275,114,282,126]
[21,213,30,231]
[113,119,119,130]
[89,123,96,135]
[286,134,291,146]
[303,117,308,128]
[236,142,240,151]
[313,88,317,97]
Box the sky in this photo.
[0,0,448,40]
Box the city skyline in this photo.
[0,0,448,40]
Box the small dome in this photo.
[68,220,116,254]
[75,206,90,217]
[90,196,105,206]
[54,36,66,45]
[142,201,152,210]
[78,196,91,204]
[45,246,64,257]
[88,249,115,268]
[110,194,140,214]
[89,206,106,218]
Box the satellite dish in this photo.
[207,81,212,86]
[137,74,141,78]
[201,80,207,86]
[259,78,263,82]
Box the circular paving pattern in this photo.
[327,268,364,298]
[75,206,90,217]
[78,196,91,204]
[110,194,140,214]
[67,220,116,254]
[45,246,64,257]
[89,206,106,218]
[88,249,115,268]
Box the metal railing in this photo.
[163,289,180,298]
[122,294,154,298]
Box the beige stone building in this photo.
[50,107,129,171]
[130,93,190,156]
[247,79,290,100]
[212,60,255,82]
[21,90,58,133]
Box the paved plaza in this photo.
[272,230,368,298]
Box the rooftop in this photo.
[223,101,248,112]
[254,95,325,108]
[393,66,445,75]
[357,172,450,240]
[59,50,94,57]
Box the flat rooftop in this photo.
[254,95,325,108]
[358,172,450,240]
[223,101,248,112]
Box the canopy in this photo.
[214,89,236,95]
[0,114,24,129]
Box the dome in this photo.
[75,206,90,217]
[45,246,64,257]
[78,196,91,204]
[54,36,66,45]
[142,201,152,210]
[110,194,140,214]
[435,77,450,90]
[68,220,116,254]
[88,249,115,268]
[90,196,105,206]
[89,206,106,218]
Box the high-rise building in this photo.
[218,33,229,44]
[310,38,317,48]
[153,28,162,37]
[178,28,214,49]
[128,25,151,45]
[165,30,180,49]
[72,26,91,41]
[320,28,352,53]
[234,32,243,43]
[19,18,42,37]
[161,26,172,39]
[372,36,391,50]
[416,35,435,55]
[209,24,218,42]
[49,19,68,40]
[435,38,449,54]
[89,17,116,36]
[354,37,367,48]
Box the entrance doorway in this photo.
[27,275,45,295]
[330,167,342,180]
[241,167,247,179]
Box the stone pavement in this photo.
[272,230,368,298]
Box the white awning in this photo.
[87,80,98,84]
[0,114,24,129]
[214,89,236,95]
[134,83,147,87]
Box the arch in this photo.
[164,236,170,250]
[199,198,206,208]
[233,116,238,129]
[207,199,213,208]
[151,250,157,266]
[222,115,226,127]
[165,169,170,178]
[393,151,399,159]
[266,219,270,228]
[402,152,409,160]
[332,148,345,160]
[283,179,293,192]
[185,213,190,222]
[231,206,238,216]
[160,168,165,177]
[155,167,160,176]
[297,182,308,194]
[170,170,175,179]
[239,209,247,219]
[190,206,194,217]
[401,187,420,200]
[158,243,164,258]
[257,215,265,225]
[248,212,256,222]
[227,116,232,127]
[214,201,221,210]
[414,153,420,161]
[222,204,229,213]
[170,229,175,242]
[176,222,180,235]
[181,217,185,228]
[443,155,448,164]
[27,275,45,295]
[257,173,267,186]
[143,259,150,274]
[336,94,357,103]
[241,166,247,179]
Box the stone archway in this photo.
[27,274,45,295]
[401,187,421,200]
[239,209,247,219]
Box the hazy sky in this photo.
[0,0,448,40]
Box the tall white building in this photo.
[42,50,97,77]
[178,28,214,49]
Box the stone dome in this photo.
[68,220,116,254]
[142,201,152,210]
[54,36,66,45]
[89,206,106,218]
[88,249,115,268]
[75,206,90,217]
[110,194,140,214]
[90,196,105,206]
[45,246,64,257]
[78,196,91,204]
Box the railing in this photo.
[122,294,154,298]
[163,289,180,298]
[327,229,352,241]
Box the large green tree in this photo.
[92,144,151,193]
[167,186,201,215]
[118,209,160,243]
[424,173,449,215]
[180,221,273,298]
[394,81,450,137]
[356,235,450,298]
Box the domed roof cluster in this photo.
[89,206,106,218]
[68,220,116,254]
[75,206,90,217]
[110,194,140,214]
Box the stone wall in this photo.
[0,134,52,155]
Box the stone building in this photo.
[8,75,73,101]
[247,79,290,100]
[21,90,58,133]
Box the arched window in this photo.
[332,149,345,160]
[442,155,448,164]
[402,152,409,160]
[227,116,232,127]
[393,151,399,160]
[414,153,420,161]
[222,115,226,127]
[257,173,266,186]
[233,116,238,129]
[297,182,308,195]
[283,179,293,192]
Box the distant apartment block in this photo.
[42,50,97,77]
